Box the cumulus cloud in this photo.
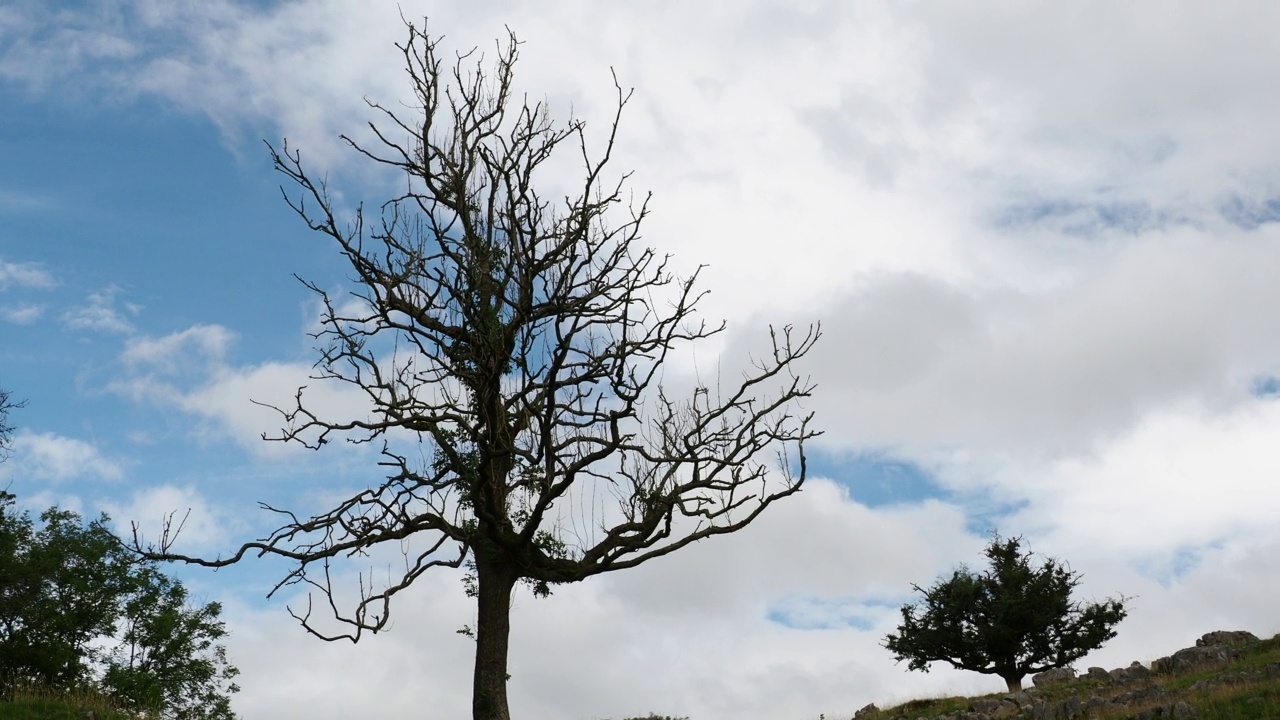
[174,359,375,456]
[100,484,231,554]
[759,224,1280,464]
[112,322,376,458]
[1003,398,1280,562]
[0,430,123,482]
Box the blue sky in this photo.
[5,3,1280,720]
[1,93,321,518]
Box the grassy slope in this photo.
[0,685,136,720]
[856,634,1280,720]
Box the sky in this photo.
[3,2,1280,718]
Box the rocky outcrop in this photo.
[1109,660,1152,684]
[1196,630,1258,648]
[1152,630,1259,675]
[1082,666,1110,682]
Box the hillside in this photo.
[850,630,1280,720]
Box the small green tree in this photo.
[102,567,240,720]
[883,534,1128,692]
[0,496,134,690]
[0,492,238,718]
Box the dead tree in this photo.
[0,385,23,462]
[139,20,819,720]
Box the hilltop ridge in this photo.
[850,630,1280,720]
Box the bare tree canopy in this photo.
[0,385,24,462]
[139,19,819,720]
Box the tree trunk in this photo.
[473,553,517,720]
[1002,673,1024,693]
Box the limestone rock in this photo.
[1109,661,1151,684]
[1031,667,1076,687]
[1153,645,1235,675]
[1195,630,1258,648]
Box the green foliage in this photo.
[101,567,240,720]
[0,496,134,689]
[883,533,1128,691]
[0,492,238,719]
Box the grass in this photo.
[850,633,1280,720]
[0,682,138,720]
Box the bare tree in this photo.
[140,21,819,720]
[0,385,23,462]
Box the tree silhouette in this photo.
[884,534,1128,692]
[140,20,819,720]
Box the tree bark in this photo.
[472,553,517,720]
[1002,673,1023,693]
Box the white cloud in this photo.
[0,430,123,482]
[221,574,477,720]
[1,302,44,324]
[176,359,374,456]
[112,321,376,458]
[0,3,139,92]
[121,323,234,373]
[100,484,230,554]
[1002,398,1280,561]
[18,489,87,518]
[62,286,139,334]
[0,257,55,290]
[783,224,1280,462]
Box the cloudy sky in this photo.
[4,2,1280,718]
